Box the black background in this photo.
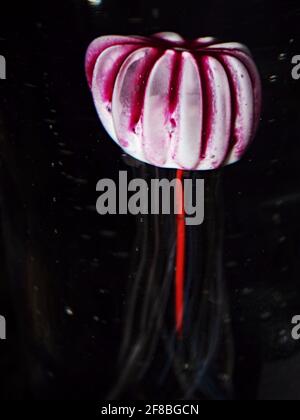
[0,0,300,400]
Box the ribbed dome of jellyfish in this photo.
[85,32,261,171]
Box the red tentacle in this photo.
[175,169,186,337]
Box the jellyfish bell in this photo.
[85,32,262,171]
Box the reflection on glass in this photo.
[87,0,102,6]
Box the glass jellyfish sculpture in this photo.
[85,33,262,393]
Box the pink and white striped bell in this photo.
[85,32,261,170]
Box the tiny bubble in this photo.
[65,307,74,316]
[278,53,288,61]
[242,288,254,296]
[278,236,287,244]
[261,312,272,321]
[99,289,109,295]
[269,75,278,83]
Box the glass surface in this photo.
[0,0,300,400]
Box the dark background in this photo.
[0,0,300,400]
